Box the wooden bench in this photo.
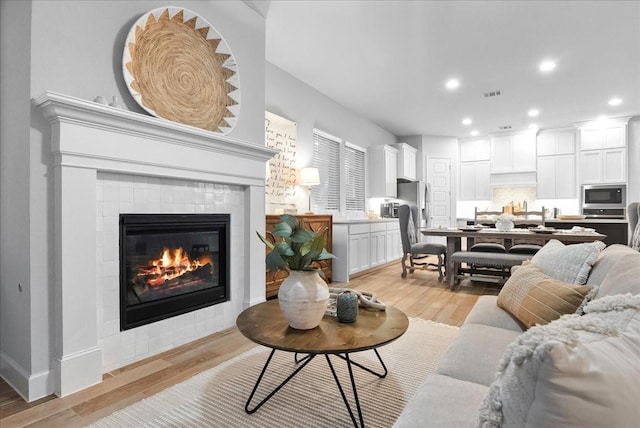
[449,251,532,289]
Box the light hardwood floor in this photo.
[0,259,500,427]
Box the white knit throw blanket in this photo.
[478,293,640,428]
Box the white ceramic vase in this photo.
[496,219,514,231]
[278,270,330,330]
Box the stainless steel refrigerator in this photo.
[396,181,428,227]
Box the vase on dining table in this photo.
[495,219,514,231]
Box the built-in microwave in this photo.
[581,184,626,218]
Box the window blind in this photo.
[344,142,366,211]
[312,129,341,211]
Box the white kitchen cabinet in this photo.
[348,232,370,275]
[460,138,490,163]
[537,129,575,156]
[536,129,576,199]
[579,148,626,184]
[580,125,625,151]
[396,143,417,181]
[490,133,536,173]
[369,145,398,198]
[333,220,401,282]
[370,230,387,268]
[386,222,402,261]
[459,161,490,200]
[490,136,512,172]
[555,155,576,197]
[537,133,555,157]
[577,120,628,184]
[537,154,576,199]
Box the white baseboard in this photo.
[54,346,102,397]
[0,351,53,402]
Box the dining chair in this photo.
[508,207,545,255]
[472,207,506,253]
[399,204,446,281]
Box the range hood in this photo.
[490,172,537,187]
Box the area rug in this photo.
[90,318,458,428]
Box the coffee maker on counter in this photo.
[380,202,399,218]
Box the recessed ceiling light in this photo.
[539,60,556,72]
[608,97,622,106]
[528,109,540,117]
[462,118,472,125]
[445,79,460,90]
[470,130,479,137]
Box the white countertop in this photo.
[333,217,399,224]
[546,218,628,224]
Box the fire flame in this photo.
[138,247,212,287]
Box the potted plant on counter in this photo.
[257,214,335,329]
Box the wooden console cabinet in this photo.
[265,214,333,299]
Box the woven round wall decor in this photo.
[123,7,240,134]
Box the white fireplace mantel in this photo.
[33,91,277,186]
[33,91,276,397]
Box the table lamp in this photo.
[299,167,320,214]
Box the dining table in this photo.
[420,227,607,282]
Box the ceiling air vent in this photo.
[499,125,512,130]
[484,90,502,98]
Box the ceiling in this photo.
[260,1,640,139]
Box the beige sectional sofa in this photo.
[395,243,640,427]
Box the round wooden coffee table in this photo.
[236,300,409,428]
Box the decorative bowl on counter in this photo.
[556,214,587,220]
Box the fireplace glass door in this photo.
[120,214,229,330]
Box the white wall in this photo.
[0,0,34,396]
[265,62,397,214]
[0,0,265,401]
[398,134,459,226]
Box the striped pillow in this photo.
[498,261,592,329]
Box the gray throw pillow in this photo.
[530,239,605,284]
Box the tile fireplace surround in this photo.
[32,91,276,397]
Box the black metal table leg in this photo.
[294,352,312,364]
[244,349,316,414]
[325,349,389,428]
[334,348,388,378]
[326,354,361,427]
[247,348,389,428]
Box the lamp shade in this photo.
[299,167,320,186]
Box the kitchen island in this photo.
[459,217,628,246]
[333,217,401,282]
[545,219,628,246]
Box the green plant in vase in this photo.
[257,214,335,329]
[257,214,335,274]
